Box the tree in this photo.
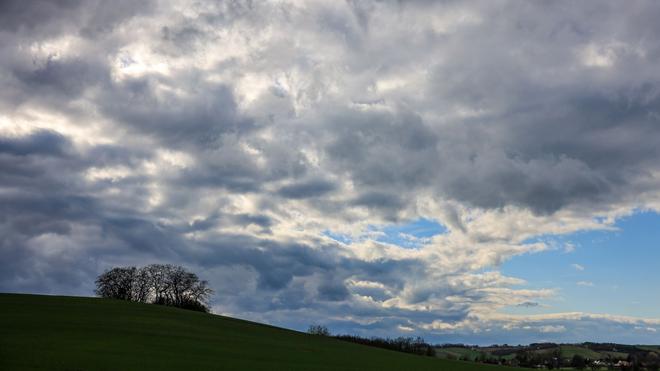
[132,267,151,303]
[307,325,330,336]
[95,264,213,312]
[144,264,170,303]
[188,278,213,306]
[151,264,212,310]
[95,266,137,300]
[645,352,660,371]
[572,354,587,370]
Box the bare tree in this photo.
[95,267,137,301]
[165,265,188,306]
[190,279,213,304]
[95,264,213,312]
[131,267,151,303]
[144,264,170,303]
[307,325,330,336]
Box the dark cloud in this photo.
[0,129,71,157]
[276,179,337,199]
[0,0,153,37]
[353,191,405,211]
[12,58,106,100]
[517,301,540,308]
[101,79,253,148]
[0,0,83,34]
[175,156,263,192]
[324,109,437,188]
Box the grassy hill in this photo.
[558,345,603,359]
[0,294,509,371]
[435,346,484,361]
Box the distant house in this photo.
[615,360,631,368]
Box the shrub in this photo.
[308,325,330,336]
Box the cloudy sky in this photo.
[2,0,660,345]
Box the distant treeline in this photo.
[334,335,436,357]
[308,326,435,357]
[95,264,213,312]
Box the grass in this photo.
[559,345,603,359]
[599,351,629,359]
[0,293,512,371]
[435,347,485,361]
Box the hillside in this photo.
[0,294,507,371]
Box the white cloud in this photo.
[564,243,576,253]
[571,263,585,271]
[539,325,566,333]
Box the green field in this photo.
[435,347,484,361]
[599,351,629,359]
[638,345,660,352]
[559,345,603,359]
[0,294,510,371]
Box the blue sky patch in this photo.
[502,210,660,318]
[324,218,446,248]
[323,230,353,245]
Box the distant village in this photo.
[435,342,660,370]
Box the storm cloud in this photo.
[2,0,660,343]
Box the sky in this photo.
[1,0,660,345]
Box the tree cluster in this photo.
[334,334,436,357]
[306,325,435,357]
[624,352,660,371]
[95,264,213,312]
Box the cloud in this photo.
[2,0,660,344]
[577,281,595,287]
[276,179,337,199]
[572,263,585,271]
[564,243,576,253]
[635,327,658,333]
[0,129,71,156]
[540,325,566,334]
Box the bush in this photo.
[308,325,330,336]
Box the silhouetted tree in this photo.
[132,267,151,303]
[572,354,586,370]
[95,264,213,312]
[333,334,435,357]
[145,264,170,303]
[95,266,137,300]
[308,325,330,336]
[645,352,660,371]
